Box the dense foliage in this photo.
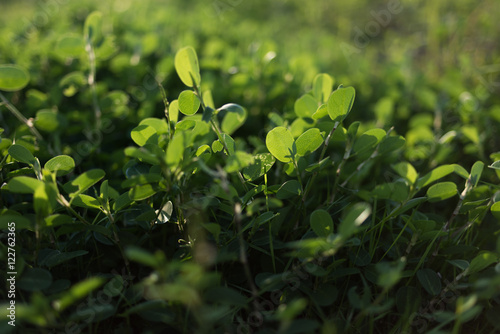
[1,1,500,333]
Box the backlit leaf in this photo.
[131,124,158,147]
[266,126,296,163]
[8,176,43,194]
[44,155,75,177]
[294,94,318,118]
[242,153,275,181]
[220,103,247,134]
[63,169,105,198]
[327,86,355,123]
[175,46,201,87]
[313,73,334,103]
[392,162,418,184]
[178,90,200,115]
[295,128,324,156]
[426,182,457,202]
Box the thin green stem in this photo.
[0,92,44,142]
[85,41,101,129]
[302,121,339,202]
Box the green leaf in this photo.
[178,90,200,115]
[295,128,324,156]
[0,214,33,230]
[417,165,455,189]
[276,180,302,199]
[416,269,441,295]
[310,209,334,237]
[312,104,328,120]
[44,155,75,176]
[468,251,498,275]
[220,103,247,134]
[8,144,36,165]
[226,151,254,173]
[339,203,371,239]
[352,128,386,160]
[166,132,185,168]
[53,277,105,311]
[426,182,457,202]
[242,153,275,181]
[392,162,418,184]
[221,133,236,155]
[313,73,334,103]
[470,161,484,187]
[113,192,133,211]
[491,202,500,220]
[202,223,221,243]
[327,86,355,123]
[169,99,180,123]
[35,110,63,132]
[83,11,103,44]
[72,194,101,209]
[489,160,500,170]
[125,246,160,268]
[121,173,162,188]
[131,124,158,147]
[8,176,43,194]
[59,72,86,97]
[63,169,105,198]
[378,135,406,155]
[42,250,89,268]
[174,46,201,87]
[139,118,169,135]
[266,126,296,163]
[294,94,318,118]
[124,147,160,165]
[44,214,73,227]
[129,184,157,201]
[453,164,469,179]
[17,268,52,291]
[202,106,214,123]
[56,34,84,57]
[0,64,30,91]
[34,183,58,216]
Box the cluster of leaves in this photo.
[1,2,500,334]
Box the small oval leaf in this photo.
[8,144,36,165]
[416,269,441,296]
[45,155,75,176]
[426,182,457,202]
[178,90,200,116]
[0,64,30,91]
[310,209,333,237]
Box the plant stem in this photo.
[302,121,339,202]
[0,92,44,142]
[85,41,101,129]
